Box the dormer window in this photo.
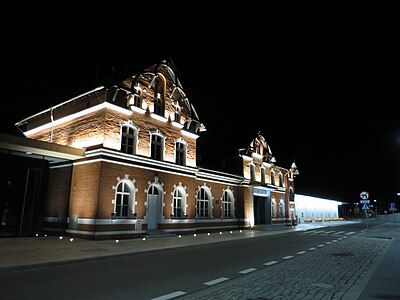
[132,85,142,107]
[153,77,164,116]
[173,101,181,123]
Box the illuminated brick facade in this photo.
[16,60,298,239]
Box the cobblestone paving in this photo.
[179,235,390,300]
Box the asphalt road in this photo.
[0,222,370,300]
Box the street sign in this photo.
[360,200,370,204]
[360,191,369,200]
[389,203,397,211]
[361,203,370,210]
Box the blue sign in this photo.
[361,203,370,210]
[390,203,396,209]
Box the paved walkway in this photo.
[0,221,349,272]
[1,220,399,299]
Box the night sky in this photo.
[2,4,399,209]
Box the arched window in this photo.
[172,187,186,218]
[261,167,266,183]
[279,198,285,218]
[270,169,275,185]
[222,190,233,218]
[271,197,277,218]
[175,140,186,166]
[121,124,137,155]
[113,180,136,218]
[196,186,212,218]
[150,132,164,160]
[153,77,164,116]
[250,164,256,181]
[279,172,284,187]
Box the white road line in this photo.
[325,241,332,244]
[239,268,257,274]
[308,247,317,251]
[332,240,338,242]
[297,251,307,254]
[151,291,186,300]
[204,277,229,286]
[334,231,346,235]
[345,231,356,235]
[324,231,335,234]
[282,255,294,259]
[317,244,325,247]
[264,261,279,266]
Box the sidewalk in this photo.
[0,221,351,272]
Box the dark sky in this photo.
[2,3,399,208]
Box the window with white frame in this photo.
[172,187,186,218]
[279,198,285,218]
[113,180,135,218]
[175,140,186,166]
[121,124,137,155]
[196,186,211,218]
[150,132,164,160]
[222,190,233,218]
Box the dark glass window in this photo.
[151,134,163,160]
[115,182,130,217]
[175,142,185,165]
[121,125,136,154]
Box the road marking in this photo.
[308,247,317,251]
[297,251,307,255]
[325,230,335,234]
[332,240,338,242]
[264,261,279,266]
[325,241,332,244]
[345,232,355,235]
[151,291,186,300]
[239,268,257,274]
[317,244,325,247]
[334,231,346,235]
[204,277,229,286]
[282,255,294,259]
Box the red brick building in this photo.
[11,60,299,239]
